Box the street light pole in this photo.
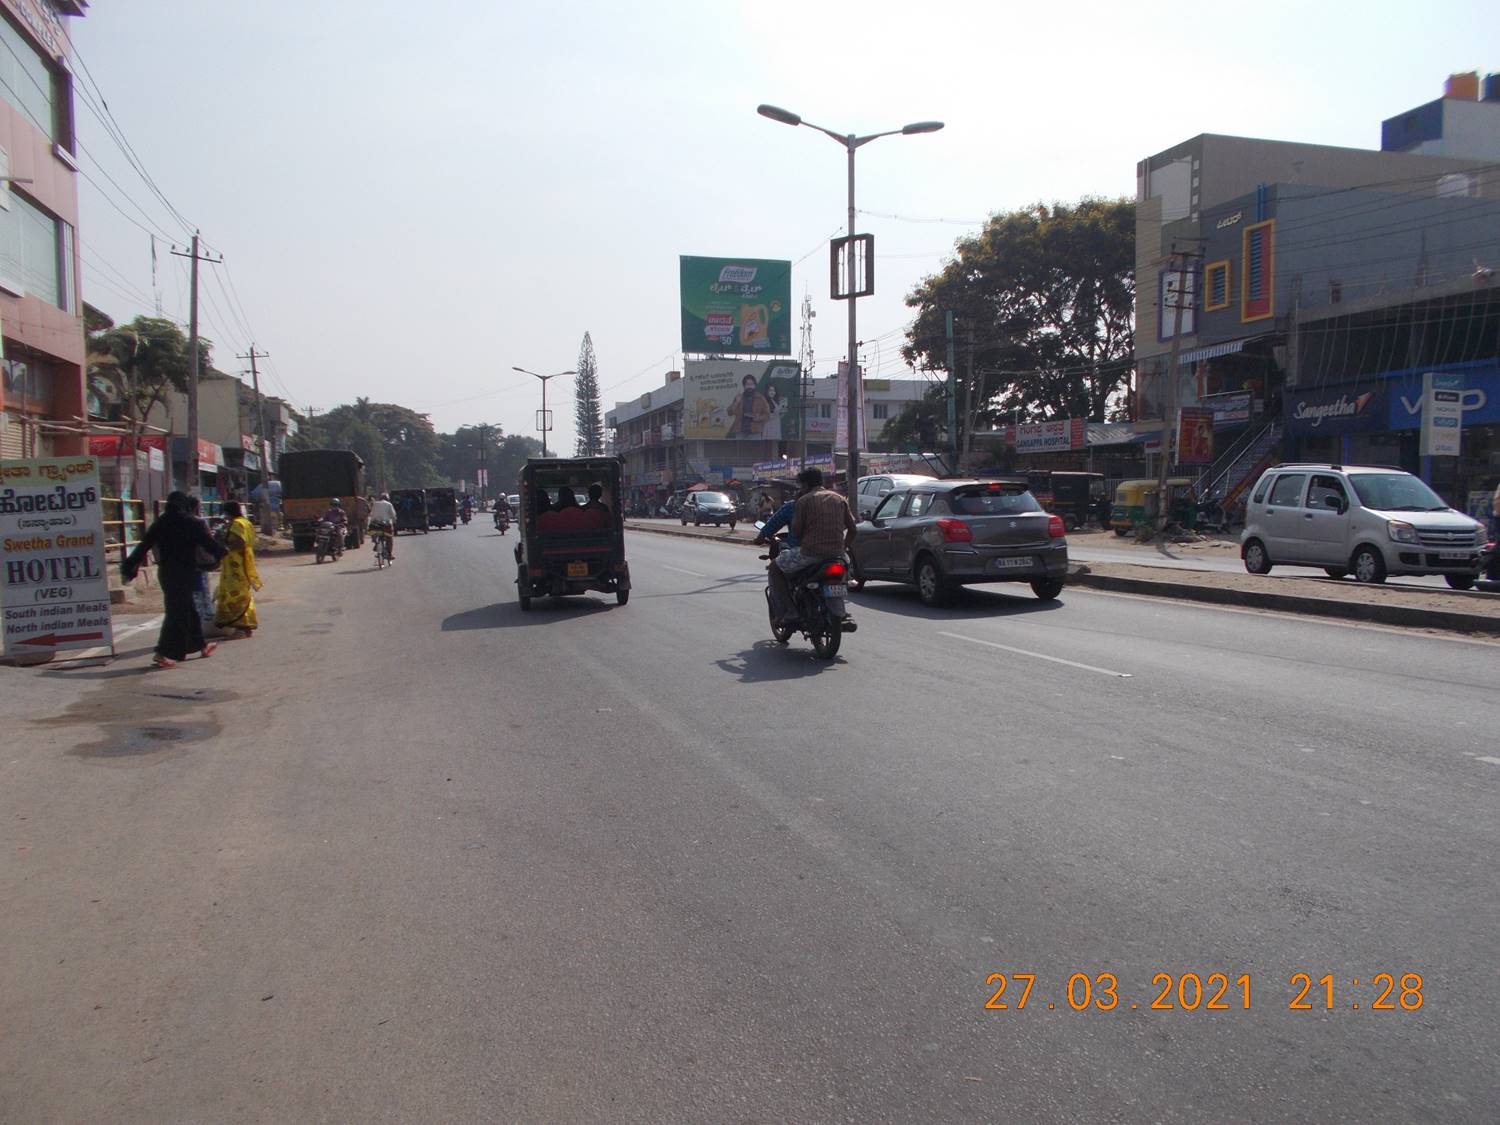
[756,104,943,505]
[512,367,576,459]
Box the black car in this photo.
[850,478,1068,605]
[681,490,738,528]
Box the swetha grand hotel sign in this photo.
[0,458,114,658]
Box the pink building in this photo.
[0,0,86,460]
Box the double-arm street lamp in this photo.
[512,366,575,459]
[756,104,943,500]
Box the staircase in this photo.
[1196,417,1283,519]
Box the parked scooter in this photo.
[758,529,854,660]
[313,519,345,564]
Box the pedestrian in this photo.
[122,491,226,668]
[186,496,216,632]
[214,500,263,639]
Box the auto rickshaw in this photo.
[515,457,630,609]
[1110,477,1198,535]
[1048,472,1108,531]
[426,487,458,529]
[390,488,429,534]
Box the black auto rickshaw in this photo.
[1049,472,1108,531]
[515,457,630,609]
[390,488,429,534]
[426,487,458,529]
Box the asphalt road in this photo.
[3,524,1498,1123]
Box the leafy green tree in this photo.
[903,198,1135,454]
[574,332,603,456]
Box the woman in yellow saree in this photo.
[214,501,263,637]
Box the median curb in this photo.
[1064,567,1500,637]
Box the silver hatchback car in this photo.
[1240,463,1486,587]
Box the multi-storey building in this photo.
[0,0,87,461]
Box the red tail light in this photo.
[821,561,847,579]
[937,518,972,542]
[1047,514,1066,538]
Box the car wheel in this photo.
[1352,546,1387,584]
[1031,577,1064,601]
[1323,567,1348,579]
[1113,527,1128,537]
[1243,538,1272,575]
[1445,574,1476,591]
[915,556,949,607]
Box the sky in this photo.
[68,0,1496,453]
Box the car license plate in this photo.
[994,556,1033,570]
[1438,551,1470,560]
[822,584,848,598]
[566,561,589,577]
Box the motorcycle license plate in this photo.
[566,562,589,577]
[822,584,848,598]
[994,556,1034,570]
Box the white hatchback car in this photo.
[1240,464,1486,588]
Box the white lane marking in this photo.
[1477,757,1500,767]
[662,565,709,578]
[938,631,1133,678]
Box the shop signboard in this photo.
[1386,364,1499,431]
[1177,408,1215,465]
[1420,371,1463,457]
[682,358,801,441]
[1204,391,1253,430]
[1283,385,1385,435]
[680,255,792,355]
[1015,419,1072,453]
[0,457,114,659]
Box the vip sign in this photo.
[1420,372,1464,457]
[0,458,115,658]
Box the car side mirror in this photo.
[869,517,884,528]
[1324,495,1344,512]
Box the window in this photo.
[1266,473,1306,507]
[1306,474,1347,511]
[948,485,1043,515]
[1204,259,1231,312]
[0,14,61,143]
[872,403,889,420]
[905,492,931,518]
[1251,475,1272,504]
[872,491,906,520]
[1242,220,1274,322]
[818,403,832,419]
[0,191,72,311]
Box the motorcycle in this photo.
[758,530,855,660]
[461,507,473,525]
[494,508,510,534]
[313,519,345,564]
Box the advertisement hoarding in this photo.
[1419,371,1463,457]
[1176,408,1215,465]
[682,359,801,441]
[680,256,792,356]
[1,457,114,659]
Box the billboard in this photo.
[680,256,792,355]
[682,359,801,441]
[1176,408,1215,465]
[1,457,114,658]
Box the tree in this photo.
[903,198,1135,453]
[574,332,604,456]
[88,314,215,479]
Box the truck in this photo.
[279,449,365,552]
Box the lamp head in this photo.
[902,120,944,135]
[757,103,801,127]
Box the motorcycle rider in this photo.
[461,493,476,522]
[367,492,397,561]
[320,497,349,553]
[754,468,856,628]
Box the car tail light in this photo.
[821,561,847,579]
[936,518,972,543]
[1047,514,1066,538]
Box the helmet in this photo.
[330,497,342,507]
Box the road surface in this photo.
[3,525,1496,1122]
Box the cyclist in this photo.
[368,492,397,562]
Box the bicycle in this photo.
[370,523,394,569]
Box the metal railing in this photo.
[1196,417,1280,500]
[101,497,148,570]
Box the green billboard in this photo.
[679,255,792,356]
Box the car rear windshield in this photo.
[1350,473,1449,512]
[947,486,1042,516]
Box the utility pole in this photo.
[945,311,957,473]
[236,344,271,498]
[171,233,222,497]
[798,292,815,469]
[1155,248,1198,534]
